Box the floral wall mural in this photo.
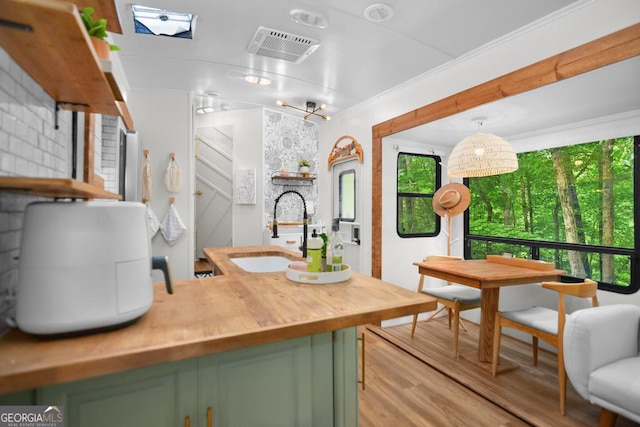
[264,109,319,225]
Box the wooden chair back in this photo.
[493,277,599,415]
[542,278,599,350]
[423,255,462,263]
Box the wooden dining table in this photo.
[413,255,566,366]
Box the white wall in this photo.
[128,90,194,281]
[317,0,640,326]
[195,108,321,248]
[381,139,456,289]
[195,108,265,246]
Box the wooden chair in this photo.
[411,255,481,358]
[491,279,599,415]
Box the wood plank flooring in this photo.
[359,318,640,427]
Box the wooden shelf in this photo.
[53,0,122,34]
[271,172,316,186]
[0,0,133,129]
[0,177,122,200]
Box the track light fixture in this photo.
[277,100,331,120]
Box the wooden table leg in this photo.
[478,287,500,362]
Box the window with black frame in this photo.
[397,152,441,237]
[465,135,638,294]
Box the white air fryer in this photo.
[16,201,173,335]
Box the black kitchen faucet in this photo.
[272,190,308,258]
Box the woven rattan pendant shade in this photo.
[447,132,518,178]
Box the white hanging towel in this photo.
[160,203,186,245]
[165,156,182,193]
[146,204,160,238]
[142,152,152,203]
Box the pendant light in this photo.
[447,117,518,178]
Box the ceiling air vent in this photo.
[247,26,320,64]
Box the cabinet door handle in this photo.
[207,406,213,427]
[358,331,365,390]
[184,415,190,427]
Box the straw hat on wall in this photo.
[432,182,471,217]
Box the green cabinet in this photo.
[29,328,357,427]
[38,358,198,427]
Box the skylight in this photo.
[132,5,197,39]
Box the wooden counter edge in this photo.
[1,245,435,394]
[0,296,435,395]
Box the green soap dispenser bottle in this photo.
[307,229,323,272]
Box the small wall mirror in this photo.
[338,169,356,221]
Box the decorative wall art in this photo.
[327,135,363,169]
[234,169,256,205]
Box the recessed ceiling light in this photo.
[195,105,215,114]
[195,96,215,114]
[195,106,215,114]
[290,9,329,29]
[244,75,271,86]
[364,4,394,23]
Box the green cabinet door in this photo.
[333,327,358,427]
[32,328,358,427]
[198,332,335,427]
[37,359,198,427]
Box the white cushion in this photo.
[564,304,640,418]
[501,307,560,335]
[589,357,640,424]
[421,285,481,305]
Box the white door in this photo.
[331,159,362,272]
[195,126,233,258]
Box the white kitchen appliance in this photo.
[123,130,142,201]
[16,201,173,335]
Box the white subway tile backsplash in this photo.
[0,212,7,230]
[15,120,27,140]
[0,49,9,69]
[1,73,15,100]
[1,112,16,136]
[0,130,8,151]
[9,134,20,155]
[27,161,38,176]
[0,49,70,334]
[14,83,27,106]
[15,157,28,175]
[1,152,15,174]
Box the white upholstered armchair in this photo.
[563,304,640,426]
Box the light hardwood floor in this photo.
[359,318,640,427]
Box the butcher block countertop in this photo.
[0,246,435,394]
